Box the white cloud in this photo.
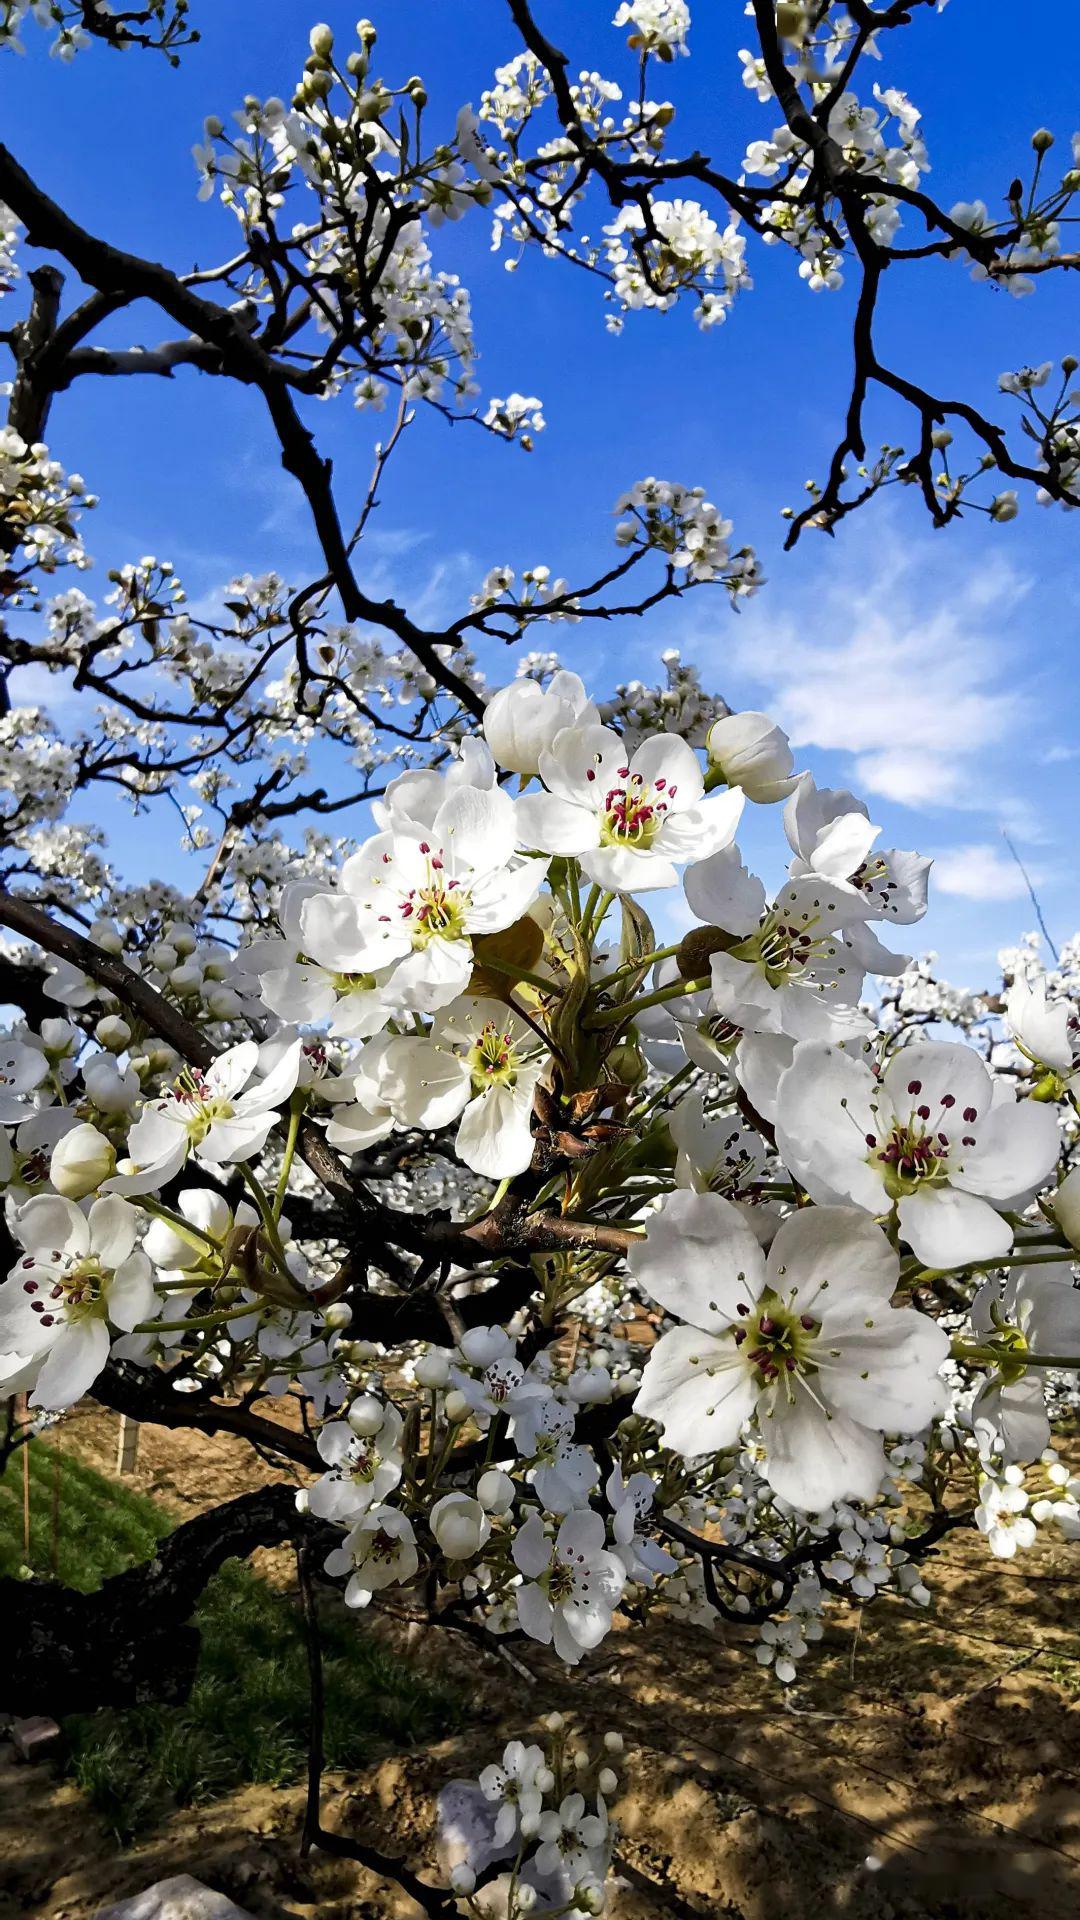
[933,842,1039,902]
[713,521,1033,813]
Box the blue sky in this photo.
[6,1,1079,984]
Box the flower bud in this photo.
[574,1884,605,1916]
[413,1347,452,1388]
[207,987,244,1019]
[203,114,224,138]
[603,1730,624,1754]
[309,22,334,56]
[1063,355,1079,376]
[476,1468,515,1514]
[482,672,597,777]
[990,490,1019,522]
[448,1863,475,1895]
[458,1325,510,1368]
[705,710,797,803]
[83,1057,138,1115]
[598,1766,618,1795]
[444,1389,470,1423]
[545,1711,564,1733]
[324,1302,354,1334]
[169,963,203,995]
[348,1393,387,1436]
[930,427,952,450]
[149,942,178,972]
[95,1015,131,1052]
[41,1017,77,1057]
[430,1492,490,1560]
[50,1123,116,1199]
[1032,128,1055,153]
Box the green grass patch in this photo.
[1,1440,463,1844]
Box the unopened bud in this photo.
[476,1468,515,1514]
[309,22,334,56]
[1031,127,1055,153]
[348,1393,387,1436]
[50,1123,116,1199]
[444,1389,469,1423]
[324,1301,354,1333]
[95,1015,131,1052]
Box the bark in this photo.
[1,1483,317,1715]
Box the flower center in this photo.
[466,1020,521,1091]
[396,847,469,947]
[733,1289,820,1386]
[367,1527,400,1564]
[595,765,676,848]
[21,1253,107,1328]
[547,1555,577,1604]
[738,909,834,987]
[170,1073,237,1144]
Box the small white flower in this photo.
[512,1510,626,1664]
[324,1504,419,1607]
[776,1039,1060,1268]
[631,1193,948,1511]
[516,723,743,892]
[0,1195,156,1409]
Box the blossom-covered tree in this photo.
[1,6,1078,1914]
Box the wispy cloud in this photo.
[934,841,1043,902]
[713,519,1034,816]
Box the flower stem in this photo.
[592,942,683,992]
[585,973,710,1030]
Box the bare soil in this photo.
[3,1406,1079,1920]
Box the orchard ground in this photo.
[1,1403,1078,1920]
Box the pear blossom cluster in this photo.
[3,674,1078,1704]
[438,1716,620,1914]
[5,7,1080,1909]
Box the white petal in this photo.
[634,1325,756,1456]
[628,1189,765,1329]
[762,1383,885,1512]
[897,1186,1012,1269]
[32,1318,110,1409]
[515,793,596,856]
[684,846,766,935]
[14,1194,89,1260]
[765,1206,898,1315]
[455,1083,536,1179]
[956,1096,1059,1205]
[774,1043,884,1210]
[87,1194,139,1268]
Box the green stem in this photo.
[475,953,558,995]
[274,1097,304,1219]
[239,1161,291,1269]
[135,1302,261,1336]
[592,942,683,992]
[141,1196,220,1254]
[952,1342,1080,1372]
[585,974,710,1030]
[628,1058,696,1122]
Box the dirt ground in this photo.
[2,1405,1080,1920]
